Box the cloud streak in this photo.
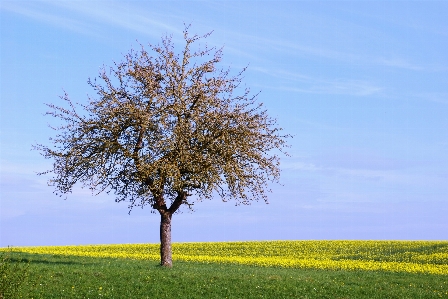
[252,67,383,96]
[283,159,446,189]
[1,1,96,36]
[49,1,181,37]
[1,1,180,39]
[376,57,447,72]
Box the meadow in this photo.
[1,240,447,298]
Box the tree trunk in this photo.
[159,211,173,267]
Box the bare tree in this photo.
[34,26,290,267]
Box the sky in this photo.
[1,1,447,247]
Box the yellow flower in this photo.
[2,241,447,275]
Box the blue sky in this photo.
[1,1,447,247]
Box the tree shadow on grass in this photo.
[4,252,96,266]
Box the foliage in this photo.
[2,240,447,275]
[33,25,289,213]
[2,251,447,299]
[0,248,29,299]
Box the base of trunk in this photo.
[160,211,173,267]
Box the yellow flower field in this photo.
[2,241,447,275]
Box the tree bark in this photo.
[156,192,185,267]
[159,210,173,267]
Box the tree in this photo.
[34,26,290,267]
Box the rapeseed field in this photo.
[2,241,447,275]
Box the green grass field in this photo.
[1,241,447,298]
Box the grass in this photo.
[3,250,448,299]
[0,249,30,298]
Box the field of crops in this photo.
[2,240,447,275]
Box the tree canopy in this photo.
[34,26,290,266]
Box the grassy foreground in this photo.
[1,252,447,299]
[1,241,447,298]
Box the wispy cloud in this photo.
[377,58,424,71]
[276,81,382,97]
[377,57,447,72]
[253,68,383,96]
[1,1,96,36]
[285,161,384,181]
[1,1,180,39]
[412,92,448,105]
[49,1,181,37]
[283,159,445,188]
